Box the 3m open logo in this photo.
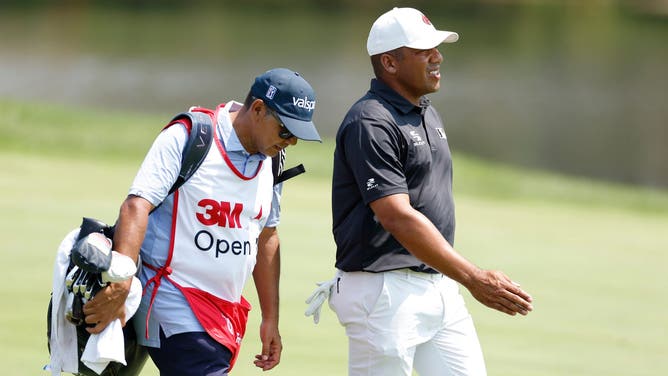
[196,199,244,228]
[194,199,253,257]
[266,85,277,99]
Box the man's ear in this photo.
[250,98,265,121]
[381,53,398,75]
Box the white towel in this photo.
[49,228,80,375]
[80,277,142,374]
[48,228,141,375]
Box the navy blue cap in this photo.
[251,68,321,142]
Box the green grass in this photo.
[1,99,667,375]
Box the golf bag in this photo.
[47,218,148,376]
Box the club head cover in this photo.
[77,217,110,241]
[71,232,113,273]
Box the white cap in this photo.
[366,7,459,56]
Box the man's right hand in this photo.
[465,269,533,316]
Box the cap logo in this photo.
[266,85,277,99]
[421,14,432,25]
[293,96,315,111]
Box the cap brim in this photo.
[278,114,322,142]
[406,30,459,50]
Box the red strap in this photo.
[161,103,226,133]
[141,262,172,339]
[163,117,192,133]
[140,190,180,339]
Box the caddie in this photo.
[83,67,321,376]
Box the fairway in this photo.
[1,101,667,375]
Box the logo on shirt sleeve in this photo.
[366,178,379,191]
[435,127,447,139]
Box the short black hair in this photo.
[370,48,404,78]
[243,91,254,107]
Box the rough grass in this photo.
[1,99,666,375]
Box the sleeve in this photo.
[264,183,282,228]
[128,123,188,206]
[341,113,408,205]
[264,149,286,228]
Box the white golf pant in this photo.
[329,269,487,376]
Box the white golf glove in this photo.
[101,251,137,283]
[304,277,336,324]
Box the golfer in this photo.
[328,8,533,376]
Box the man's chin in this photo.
[264,147,280,158]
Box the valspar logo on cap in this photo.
[293,96,315,111]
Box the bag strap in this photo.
[168,111,214,194]
[149,111,213,214]
[271,148,306,185]
[275,164,306,184]
[154,110,305,213]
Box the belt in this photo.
[389,268,444,281]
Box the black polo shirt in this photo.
[332,79,455,273]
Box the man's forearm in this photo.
[370,194,479,285]
[370,194,533,316]
[83,195,153,333]
[385,209,479,284]
[253,227,280,322]
[113,195,153,264]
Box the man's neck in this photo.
[230,108,258,154]
[378,77,421,106]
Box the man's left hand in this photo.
[253,320,282,371]
[82,279,131,334]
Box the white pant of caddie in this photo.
[329,269,487,376]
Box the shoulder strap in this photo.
[168,111,214,194]
[149,111,214,214]
[275,164,306,185]
[162,110,304,195]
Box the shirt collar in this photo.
[216,101,248,154]
[369,78,430,115]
